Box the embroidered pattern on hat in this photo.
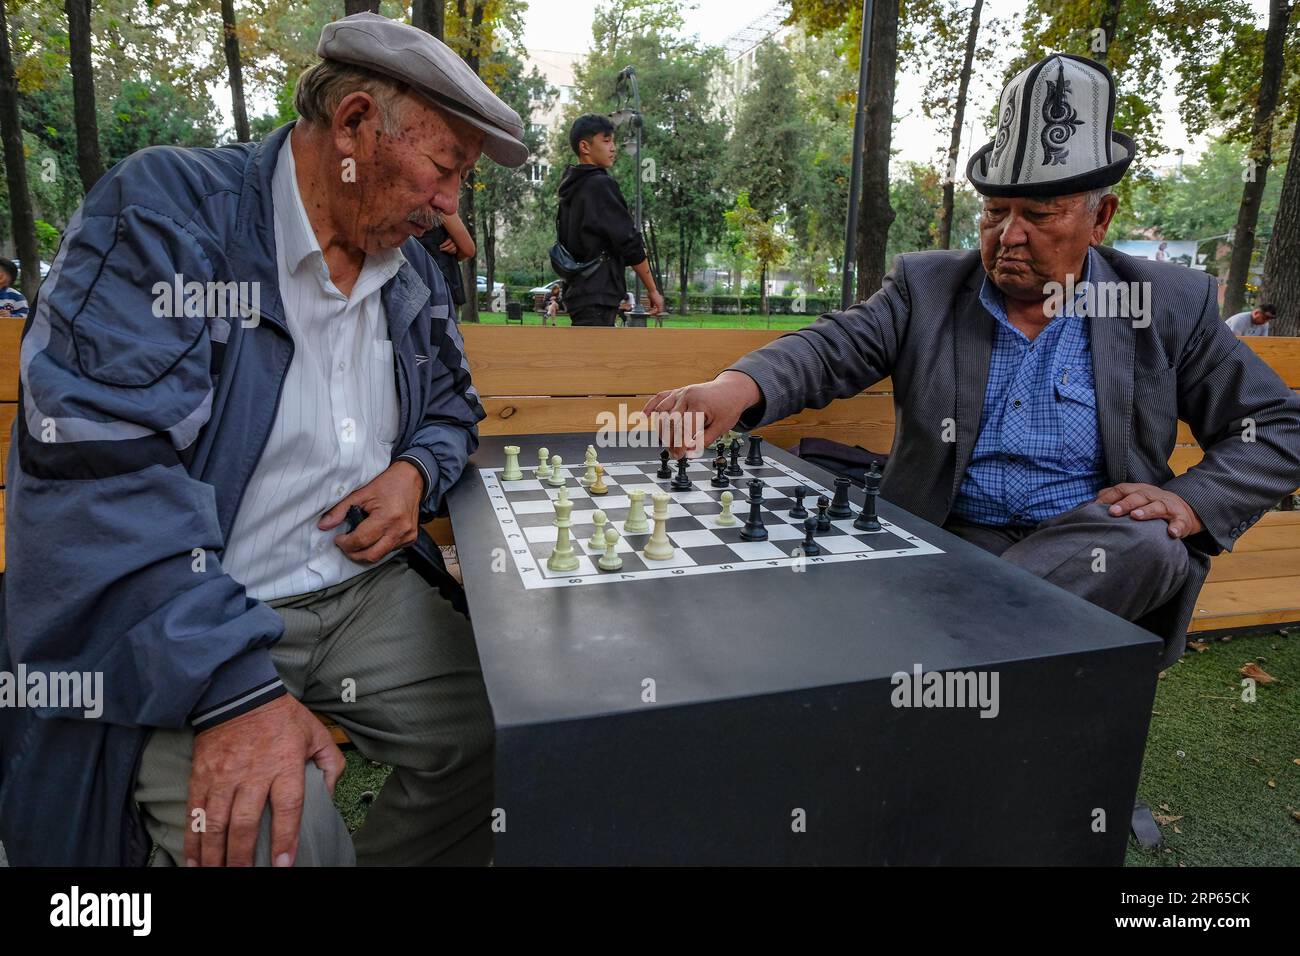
[1040,61,1084,166]
[991,95,1016,168]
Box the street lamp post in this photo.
[613,66,648,326]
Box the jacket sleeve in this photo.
[591,175,647,266]
[728,256,910,429]
[6,191,286,731]
[1162,278,1300,553]
[395,299,486,520]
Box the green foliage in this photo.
[886,161,982,262]
[726,41,801,220]
[33,219,60,258]
[101,78,220,168]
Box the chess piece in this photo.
[715,490,738,526]
[547,494,579,572]
[828,475,853,519]
[624,489,649,533]
[643,491,675,560]
[597,526,623,572]
[671,456,692,491]
[740,478,768,541]
[502,445,523,481]
[590,463,609,495]
[715,439,727,462]
[581,446,598,486]
[815,494,831,533]
[589,509,608,552]
[745,434,764,466]
[710,455,730,488]
[799,515,822,556]
[789,485,809,519]
[726,440,743,477]
[536,447,551,479]
[855,460,883,532]
[547,454,566,487]
[657,448,672,479]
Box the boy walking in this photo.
[556,114,663,326]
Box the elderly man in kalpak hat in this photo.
[2,13,525,866]
[647,54,1300,662]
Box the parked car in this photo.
[528,279,563,297]
[476,274,504,295]
[12,258,51,278]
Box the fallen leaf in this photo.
[1154,813,1184,826]
[1160,803,1171,811]
[1292,810,1300,823]
[1239,662,1277,684]
[1268,779,1277,789]
[1188,641,1209,653]
[1222,635,1233,642]
[1173,825,1182,834]
[1292,758,1299,766]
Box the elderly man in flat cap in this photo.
[647,54,1300,665]
[1,13,525,866]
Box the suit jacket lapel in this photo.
[1085,250,1134,486]
[950,276,996,503]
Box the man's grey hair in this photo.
[293,60,411,134]
[1083,186,1113,211]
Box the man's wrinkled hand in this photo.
[319,460,425,562]
[186,695,345,867]
[642,370,761,459]
[1096,482,1204,539]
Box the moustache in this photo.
[407,207,443,231]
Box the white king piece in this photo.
[966,53,1135,199]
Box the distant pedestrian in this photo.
[416,211,474,319]
[1225,303,1274,337]
[554,113,663,326]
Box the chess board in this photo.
[482,454,944,589]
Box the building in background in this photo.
[522,48,582,186]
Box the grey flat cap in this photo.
[317,12,528,167]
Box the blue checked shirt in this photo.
[950,248,1106,527]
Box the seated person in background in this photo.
[416,210,475,320]
[556,113,664,326]
[644,55,1300,666]
[0,13,528,867]
[1225,302,1274,337]
[0,257,29,317]
[543,282,564,324]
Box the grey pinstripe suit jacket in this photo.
[731,246,1300,661]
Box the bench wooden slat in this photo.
[1190,573,1300,632]
[461,326,892,397]
[1206,546,1300,582]
[0,402,14,487]
[1244,337,1300,388]
[0,319,21,401]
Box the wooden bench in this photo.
[1,320,1296,679]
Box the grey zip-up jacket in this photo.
[0,123,484,865]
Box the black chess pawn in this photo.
[657,448,672,479]
[827,475,853,519]
[715,439,727,462]
[745,434,764,466]
[726,440,743,477]
[815,494,831,533]
[740,478,768,540]
[671,456,693,490]
[710,455,730,487]
[855,461,883,532]
[789,485,809,519]
[799,515,821,556]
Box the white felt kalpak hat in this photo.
[967,53,1135,198]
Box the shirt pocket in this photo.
[370,339,400,445]
[1054,372,1102,474]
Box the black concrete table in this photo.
[445,433,1161,864]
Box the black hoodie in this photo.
[556,163,646,310]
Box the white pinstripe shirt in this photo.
[223,130,404,601]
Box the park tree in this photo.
[0,0,40,296]
[221,0,251,142]
[725,191,791,316]
[64,0,101,190]
[1263,119,1300,335]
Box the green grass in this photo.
[471,311,814,330]
[1125,627,1300,866]
[333,627,1300,864]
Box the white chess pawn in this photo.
[715,490,738,527]
[597,526,623,572]
[589,509,608,552]
[536,447,551,479]
[546,454,566,487]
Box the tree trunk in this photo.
[1261,116,1300,336]
[220,0,250,142]
[678,224,690,317]
[65,0,102,192]
[937,0,982,250]
[1223,0,1290,318]
[1097,0,1123,64]
[459,174,479,322]
[855,0,899,301]
[760,263,768,316]
[0,0,40,299]
[412,0,445,41]
[484,207,496,306]
[344,0,380,14]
